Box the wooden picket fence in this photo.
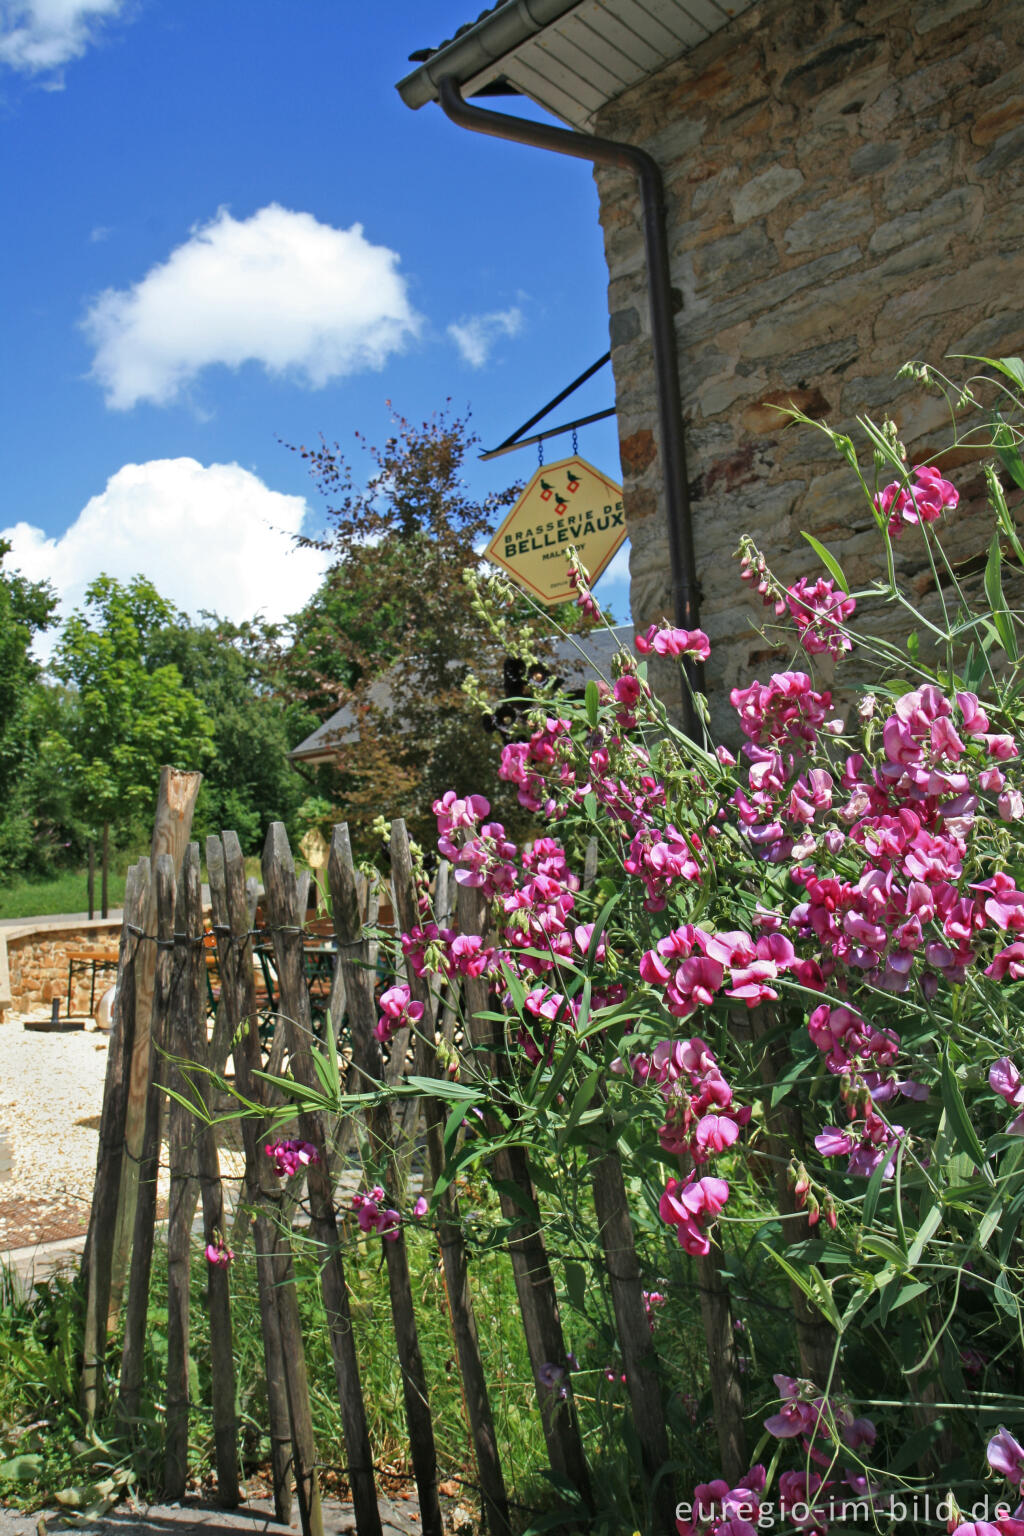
[79,765,778,1534]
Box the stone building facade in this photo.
[592,0,1024,732]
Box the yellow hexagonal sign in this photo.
[484,455,626,605]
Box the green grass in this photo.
[0,868,129,921]
[0,1224,555,1529]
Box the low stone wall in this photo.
[1,919,123,1020]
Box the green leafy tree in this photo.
[284,404,587,852]
[44,576,216,908]
[147,612,318,851]
[0,540,59,877]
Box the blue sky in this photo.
[1,0,629,644]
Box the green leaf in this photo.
[951,353,1024,390]
[993,414,1024,491]
[405,1075,482,1102]
[940,1049,992,1180]
[861,1141,893,1230]
[585,680,599,727]
[859,1234,906,1265]
[760,1244,842,1331]
[564,1259,588,1313]
[801,531,850,593]
[0,1455,43,1482]
[493,1178,539,1222]
[994,1270,1019,1318]
[560,1064,604,1143]
[985,534,1019,662]
[443,1102,466,1158]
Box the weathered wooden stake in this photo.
[81,859,148,1420]
[590,1147,675,1532]
[749,1006,837,1386]
[694,1248,747,1481]
[164,861,199,1498]
[179,843,240,1506]
[261,824,385,1536]
[111,767,202,1323]
[457,881,591,1505]
[385,821,512,1536]
[210,833,302,1530]
[263,824,386,1536]
[118,854,176,1422]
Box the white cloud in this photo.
[447,306,522,368]
[3,458,329,651]
[595,542,629,590]
[82,204,422,410]
[0,0,128,74]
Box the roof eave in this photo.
[396,0,584,109]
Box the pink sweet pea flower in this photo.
[1000,789,1024,821]
[694,1114,741,1153]
[413,1196,429,1219]
[988,1426,1024,1485]
[912,463,959,518]
[987,945,1024,981]
[265,1138,320,1178]
[958,692,990,736]
[635,624,711,660]
[985,735,1020,760]
[206,1237,234,1267]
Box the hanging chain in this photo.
[538,436,545,467]
[572,426,579,457]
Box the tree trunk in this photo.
[101,821,109,919]
[87,840,95,922]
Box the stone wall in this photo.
[592,0,1024,736]
[2,920,122,1020]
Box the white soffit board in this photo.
[462,0,758,126]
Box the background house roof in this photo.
[397,0,757,127]
[289,623,635,765]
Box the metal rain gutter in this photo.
[396,0,584,111]
[435,74,703,739]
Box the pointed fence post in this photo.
[749,1006,837,1387]
[111,768,202,1322]
[261,823,385,1536]
[693,1248,747,1480]
[590,1148,675,1532]
[456,881,591,1505]
[385,820,512,1536]
[180,843,240,1506]
[118,854,176,1423]
[209,833,304,1530]
[322,823,445,1536]
[164,861,200,1498]
[81,859,148,1421]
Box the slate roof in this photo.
[289,624,635,765]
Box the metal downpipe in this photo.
[437,75,702,740]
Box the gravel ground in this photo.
[0,1017,246,1251]
[0,1493,467,1536]
[0,1017,112,1247]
